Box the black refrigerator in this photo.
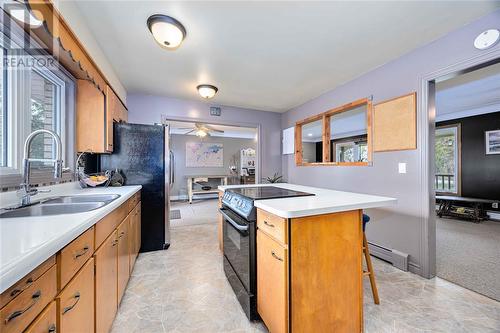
[100,123,173,252]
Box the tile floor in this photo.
[170,199,219,228]
[111,201,500,333]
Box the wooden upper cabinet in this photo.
[76,80,109,153]
[106,85,128,123]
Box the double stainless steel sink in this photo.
[0,194,120,218]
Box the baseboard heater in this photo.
[367,241,409,272]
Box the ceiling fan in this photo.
[178,123,224,138]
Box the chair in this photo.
[362,214,380,304]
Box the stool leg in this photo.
[363,233,380,304]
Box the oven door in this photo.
[220,207,251,292]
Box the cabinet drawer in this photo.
[0,265,57,333]
[0,256,55,309]
[57,258,94,333]
[24,301,56,333]
[257,230,288,333]
[128,192,140,213]
[257,209,288,245]
[95,202,128,248]
[58,226,94,290]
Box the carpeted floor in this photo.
[436,216,500,301]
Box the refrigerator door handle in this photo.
[169,151,174,184]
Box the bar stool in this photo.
[363,214,380,304]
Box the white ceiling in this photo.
[436,62,500,122]
[75,1,500,112]
[168,121,257,139]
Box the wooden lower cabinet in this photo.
[257,230,288,333]
[94,231,118,333]
[0,265,57,333]
[24,301,57,333]
[57,258,94,333]
[117,216,130,303]
[257,209,363,333]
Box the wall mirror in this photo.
[295,98,372,166]
[295,116,325,165]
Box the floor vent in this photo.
[368,241,409,272]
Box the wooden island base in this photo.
[257,208,363,333]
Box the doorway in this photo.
[427,60,500,301]
[164,119,259,202]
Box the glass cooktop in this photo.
[227,186,314,200]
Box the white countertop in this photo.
[218,183,396,218]
[0,182,141,293]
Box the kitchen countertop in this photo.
[0,182,141,293]
[218,183,396,218]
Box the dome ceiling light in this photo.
[197,84,218,99]
[147,14,186,49]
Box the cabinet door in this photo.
[76,80,106,153]
[117,216,130,303]
[129,207,137,271]
[57,258,94,333]
[257,230,288,333]
[94,231,118,333]
[24,301,56,333]
[135,203,142,255]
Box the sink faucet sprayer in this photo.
[19,129,63,205]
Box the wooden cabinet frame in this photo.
[295,97,373,166]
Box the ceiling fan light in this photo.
[195,129,208,137]
[147,14,186,49]
[197,84,218,99]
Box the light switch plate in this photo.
[398,163,407,174]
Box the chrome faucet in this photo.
[19,129,63,205]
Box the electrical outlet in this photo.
[493,202,499,209]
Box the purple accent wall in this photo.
[281,10,500,276]
[126,94,282,184]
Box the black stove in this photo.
[219,186,314,320]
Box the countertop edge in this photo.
[0,185,141,293]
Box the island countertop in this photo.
[0,183,141,293]
[218,183,396,218]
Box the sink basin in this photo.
[42,194,120,204]
[0,202,106,218]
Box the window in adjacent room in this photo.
[435,124,461,194]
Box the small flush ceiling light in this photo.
[474,29,500,50]
[147,14,186,49]
[7,1,43,27]
[307,133,313,137]
[197,84,218,99]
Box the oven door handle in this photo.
[219,208,249,231]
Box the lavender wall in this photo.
[127,94,282,183]
[281,10,500,276]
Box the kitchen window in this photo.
[0,26,75,186]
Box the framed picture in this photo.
[485,130,500,155]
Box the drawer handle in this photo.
[48,323,56,333]
[264,221,275,228]
[62,292,81,315]
[112,239,118,247]
[5,290,41,323]
[74,246,90,259]
[118,231,125,238]
[9,277,33,297]
[271,251,284,262]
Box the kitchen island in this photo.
[218,183,396,333]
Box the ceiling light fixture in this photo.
[307,133,313,137]
[473,29,500,50]
[197,84,218,99]
[195,129,208,138]
[7,1,43,27]
[147,14,186,49]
